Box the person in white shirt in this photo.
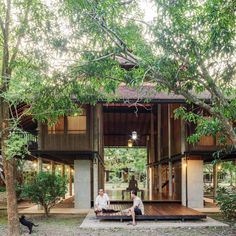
[95,189,110,213]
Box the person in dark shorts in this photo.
[126,190,144,226]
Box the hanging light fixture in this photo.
[131,131,138,140]
[128,139,133,147]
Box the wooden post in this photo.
[146,136,150,192]
[51,161,55,174]
[61,164,65,177]
[181,118,186,154]
[69,166,73,196]
[150,110,155,196]
[213,164,218,202]
[37,158,43,210]
[37,122,43,150]
[93,105,99,202]
[181,112,187,206]
[61,164,65,199]
[168,104,173,197]
[37,157,42,172]
[150,110,155,164]
[157,104,162,193]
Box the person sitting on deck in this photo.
[125,190,144,226]
[126,175,138,191]
[94,189,110,213]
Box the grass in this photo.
[0,211,86,226]
[35,215,86,226]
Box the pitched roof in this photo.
[112,83,211,102]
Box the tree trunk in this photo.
[44,205,50,218]
[1,101,20,236]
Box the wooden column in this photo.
[61,164,65,199]
[150,110,155,164]
[180,118,186,154]
[37,157,43,172]
[93,105,99,202]
[150,111,155,196]
[51,161,55,174]
[181,113,186,205]
[213,164,218,201]
[61,164,65,177]
[157,104,162,193]
[168,104,173,197]
[146,136,150,192]
[69,166,73,196]
[37,122,43,150]
[37,158,43,210]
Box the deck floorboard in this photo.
[96,203,206,221]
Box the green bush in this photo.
[216,187,236,219]
[16,184,23,201]
[22,171,67,217]
[0,186,6,192]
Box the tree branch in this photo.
[0,16,5,35]
[193,48,229,107]
[9,2,30,71]
[87,11,140,64]
[120,0,135,5]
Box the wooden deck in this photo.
[96,203,207,221]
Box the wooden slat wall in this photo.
[40,107,91,151]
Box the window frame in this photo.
[47,109,87,135]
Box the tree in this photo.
[222,161,236,186]
[216,187,236,219]
[0,0,63,235]
[22,172,67,217]
[65,0,236,150]
[105,148,147,182]
[0,1,133,234]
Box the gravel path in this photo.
[0,225,235,236]
[0,215,235,236]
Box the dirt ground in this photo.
[0,212,235,236]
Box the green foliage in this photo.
[174,106,222,144]
[22,172,67,217]
[4,130,30,160]
[105,148,147,182]
[0,186,6,192]
[216,187,236,219]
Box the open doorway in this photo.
[104,147,147,200]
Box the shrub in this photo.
[0,186,6,192]
[22,171,67,217]
[216,187,236,219]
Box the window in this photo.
[67,110,86,134]
[48,116,64,134]
[47,109,87,134]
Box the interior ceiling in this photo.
[103,104,152,147]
